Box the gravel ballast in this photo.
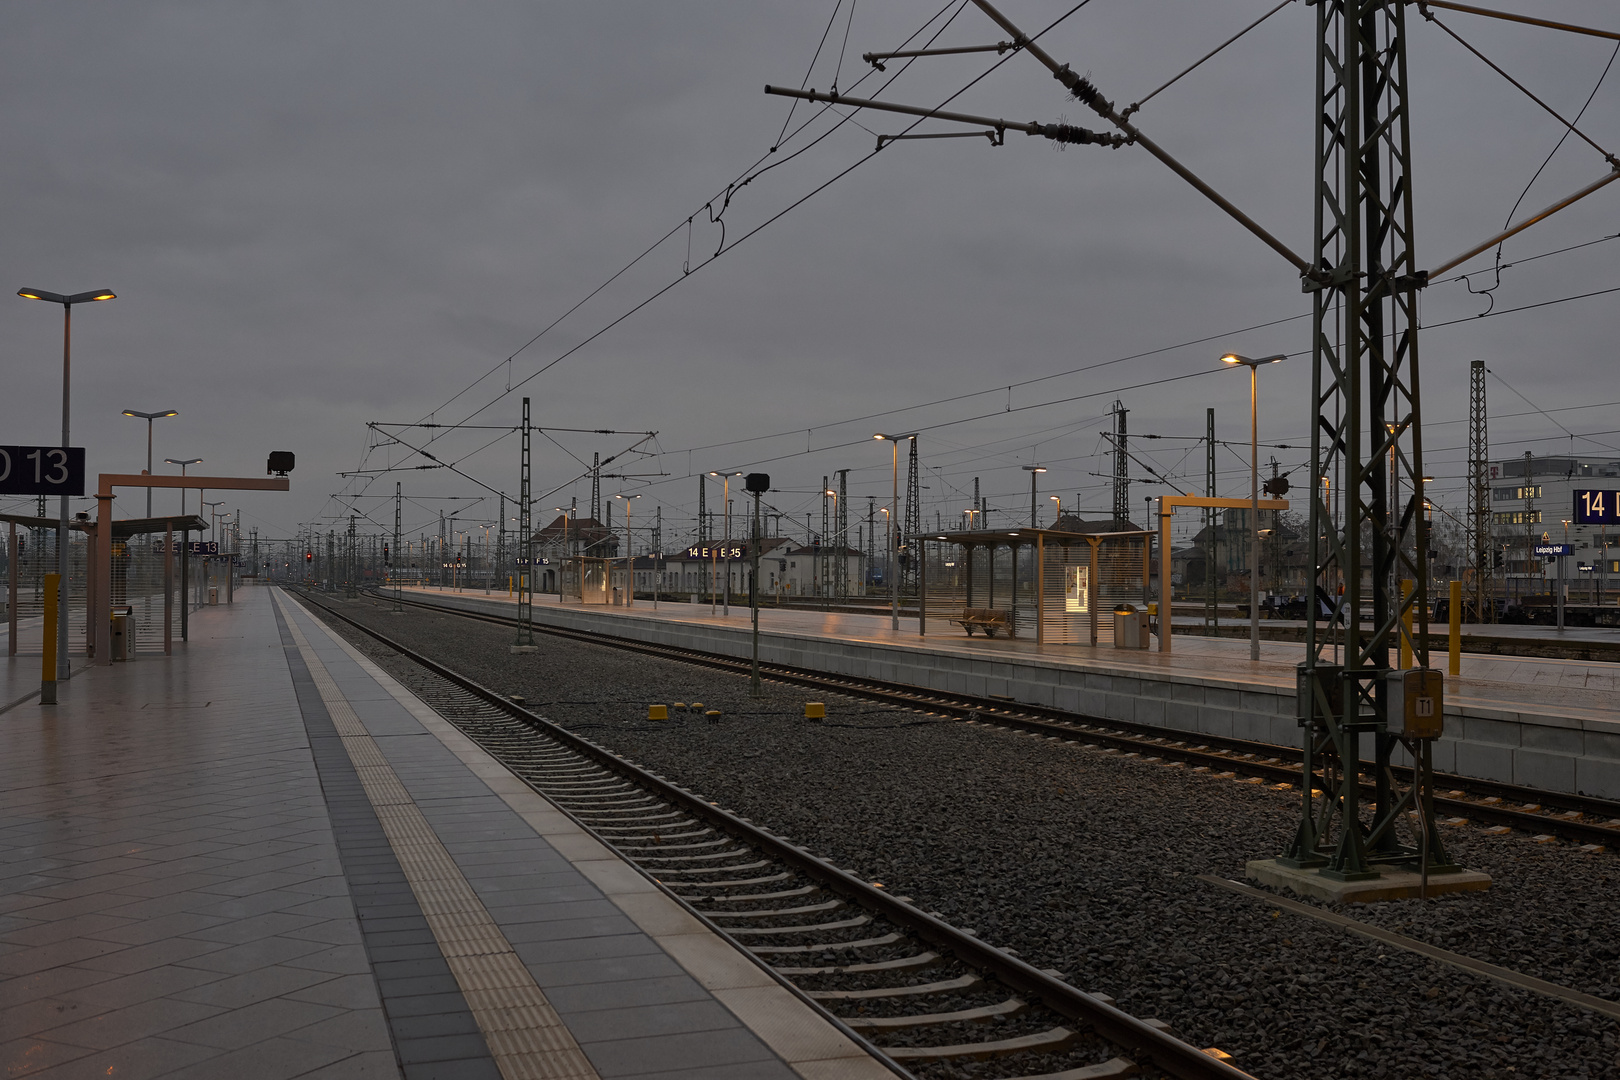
[313,595,1620,1080]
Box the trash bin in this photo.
[109,607,136,661]
[1113,604,1149,650]
[208,586,219,605]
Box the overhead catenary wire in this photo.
[1463,39,1620,311]
[1121,0,1297,120]
[1419,9,1619,168]
[400,0,972,455]
[324,3,1620,536]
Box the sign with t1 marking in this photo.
[0,445,85,496]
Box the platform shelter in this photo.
[929,528,1153,645]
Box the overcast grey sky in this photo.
[3,2,1616,552]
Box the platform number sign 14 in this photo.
[1574,489,1620,526]
[0,445,86,496]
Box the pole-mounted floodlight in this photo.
[123,409,179,518]
[19,286,117,693]
[1023,464,1048,528]
[166,457,204,516]
[1220,352,1287,660]
[874,434,918,630]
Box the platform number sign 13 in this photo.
[0,445,86,496]
[1574,490,1620,526]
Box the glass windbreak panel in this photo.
[1065,565,1090,613]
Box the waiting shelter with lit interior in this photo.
[927,528,1154,645]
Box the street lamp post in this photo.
[1220,352,1285,661]
[615,494,641,606]
[874,434,916,631]
[165,458,203,514]
[708,473,741,614]
[18,286,116,684]
[1023,465,1047,527]
[166,458,202,642]
[122,409,178,518]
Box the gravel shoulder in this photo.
[315,596,1620,1080]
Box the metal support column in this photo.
[1291,0,1449,880]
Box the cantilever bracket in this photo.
[876,129,1004,151]
[863,42,1016,72]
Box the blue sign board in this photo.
[1574,489,1620,525]
[1533,543,1573,557]
[686,545,747,561]
[0,445,85,496]
[156,540,219,556]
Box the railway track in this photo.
[360,588,1620,850]
[296,589,1250,1080]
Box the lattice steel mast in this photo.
[1291,0,1448,880]
[904,438,921,596]
[514,397,534,647]
[1466,359,1491,622]
[1111,400,1129,528]
[590,452,600,525]
[836,469,850,600]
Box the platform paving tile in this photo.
[0,591,401,1080]
[0,1034,100,1075]
[580,1026,786,1077]
[161,1034,356,1080]
[171,964,342,1010]
[34,995,227,1051]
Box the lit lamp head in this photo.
[1220,352,1287,369]
[19,288,116,305]
[122,408,178,421]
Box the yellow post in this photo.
[1399,578,1414,670]
[41,573,60,705]
[1448,579,1462,677]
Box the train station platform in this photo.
[404,587,1620,801]
[0,585,891,1080]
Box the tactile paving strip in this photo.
[278,595,600,1080]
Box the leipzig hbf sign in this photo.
[686,545,747,560]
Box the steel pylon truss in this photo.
[903,439,921,596]
[515,397,534,646]
[1467,359,1492,622]
[1292,0,1449,881]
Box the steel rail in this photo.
[365,588,1620,849]
[303,591,1254,1080]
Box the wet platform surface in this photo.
[0,586,888,1080]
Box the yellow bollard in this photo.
[647,704,668,720]
[1399,578,1414,670]
[805,702,825,721]
[1449,580,1462,677]
[41,573,59,705]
